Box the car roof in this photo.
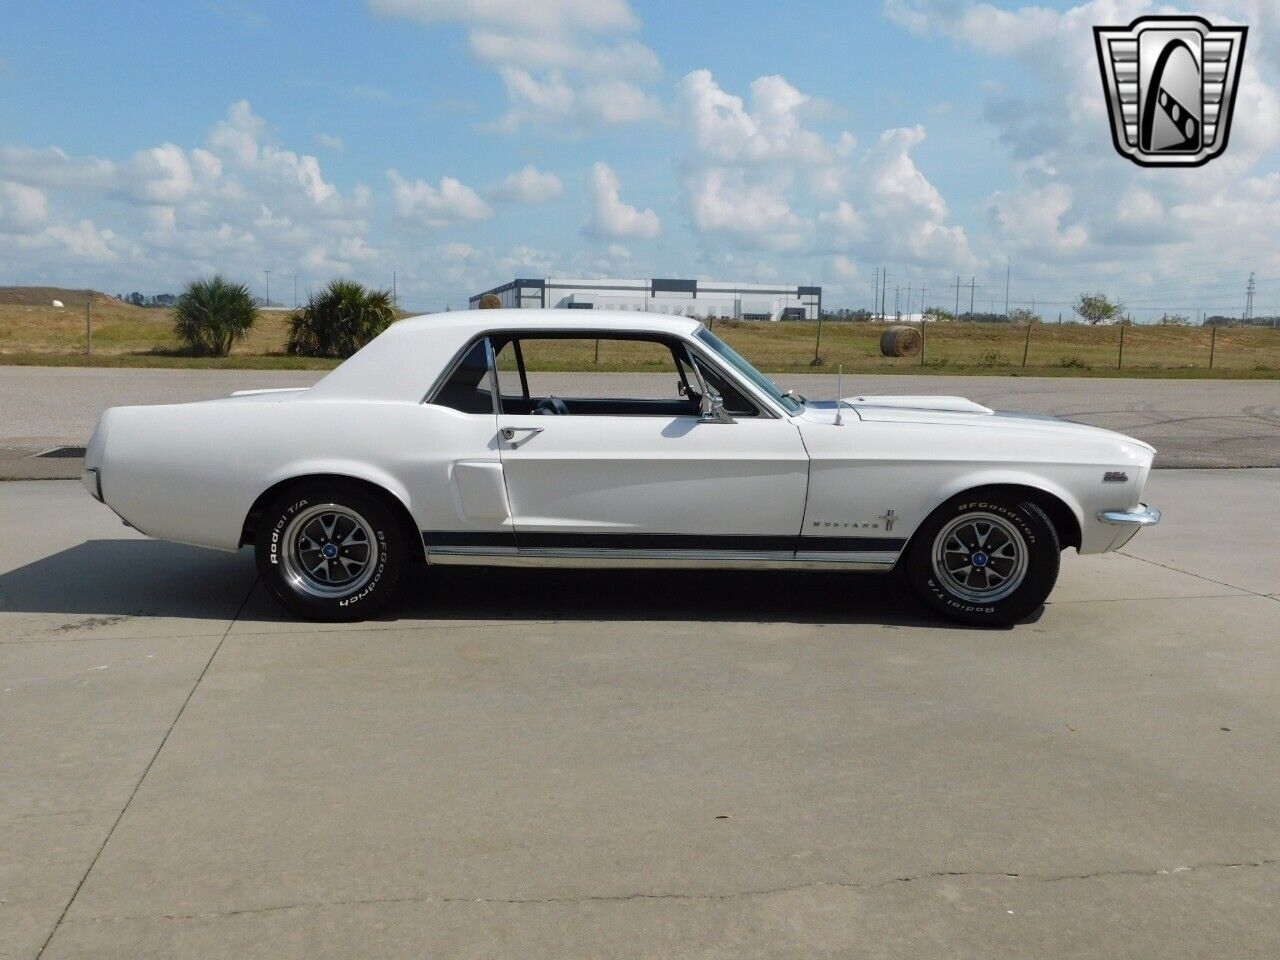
[395,308,705,337]
[308,308,707,403]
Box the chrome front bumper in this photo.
[1098,503,1161,527]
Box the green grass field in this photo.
[2,289,1277,378]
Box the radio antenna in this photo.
[834,364,844,426]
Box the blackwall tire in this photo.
[254,481,407,622]
[905,493,1060,627]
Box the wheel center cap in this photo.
[971,551,989,567]
[321,543,339,559]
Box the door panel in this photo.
[497,414,809,554]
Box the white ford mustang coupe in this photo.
[83,310,1159,625]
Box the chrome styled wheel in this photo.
[280,503,379,599]
[931,511,1029,604]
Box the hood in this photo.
[799,394,1155,457]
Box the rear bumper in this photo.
[1098,503,1161,527]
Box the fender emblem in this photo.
[1103,471,1129,483]
[878,509,898,531]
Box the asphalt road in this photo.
[2,470,1278,959]
[2,366,1278,472]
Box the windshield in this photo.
[695,326,803,415]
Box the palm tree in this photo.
[172,275,258,356]
[287,280,397,358]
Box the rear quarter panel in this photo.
[98,397,496,551]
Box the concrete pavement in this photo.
[1,470,1277,959]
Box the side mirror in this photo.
[698,388,736,424]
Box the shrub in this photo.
[172,275,258,356]
[1073,293,1124,325]
[287,280,396,358]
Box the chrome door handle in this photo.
[501,426,544,442]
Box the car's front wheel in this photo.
[255,480,409,621]
[904,492,1060,627]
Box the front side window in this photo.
[695,327,801,415]
[491,333,753,417]
[431,339,495,414]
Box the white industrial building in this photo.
[470,278,821,321]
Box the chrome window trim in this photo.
[425,328,782,419]
[692,323,796,417]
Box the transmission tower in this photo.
[1244,272,1256,320]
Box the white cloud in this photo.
[45,219,120,261]
[583,161,660,239]
[987,181,1087,255]
[0,146,116,189]
[675,69,975,268]
[388,169,493,225]
[0,181,49,231]
[317,132,345,151]
[488,164,564,203]
[129,143,197,204]
[371,0,660,131]
[686,168,805,250]
[678,70,833,166]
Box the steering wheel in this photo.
[533,396,569,416]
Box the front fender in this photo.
[932,469,1085,536]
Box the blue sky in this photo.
[2,0,1278,317]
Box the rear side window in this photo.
[432,339,495,414]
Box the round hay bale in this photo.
[880,325,922,357]
[478,293,501,310]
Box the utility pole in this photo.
[894,285,901,321]
[263,269,271,307]
[871,267,879,316]
[954,275,961,318]
[1245,271,1256,321]
[880,270,888,321]
[920,283,927,367]
[969,277,976,316]
[906,284,912,319]
[1004,257,1011,318]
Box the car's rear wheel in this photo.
[904,492,1060,627]
[255,480,408,621]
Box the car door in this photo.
[493,333,810,561]
[415,336,517,558]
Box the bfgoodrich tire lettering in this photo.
[905,493,1060,627]
[255,480,407,621]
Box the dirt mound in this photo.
[0,287,125,308]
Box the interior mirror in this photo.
[698,388,735,424]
